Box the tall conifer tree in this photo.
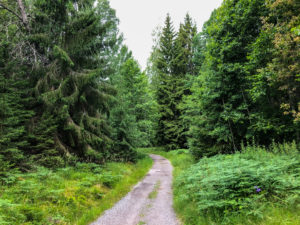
[30,0,122,164]
[0,0,127,165]
[0,2,35,170]
[173,14,197,148]
[155,14,179,149]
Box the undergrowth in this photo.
[139,143,300,225]
[0,155,152,225]
[174,143,300,225]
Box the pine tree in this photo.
[152,14,198,150]
[29,0,122,164]
[0,4,35,171]
[173,14,197,148]
[0,0,125,165]
[154,14,179,150]
[173,14,197,76]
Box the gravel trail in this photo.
[90,154,180,225]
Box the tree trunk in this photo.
[17,0,29,30]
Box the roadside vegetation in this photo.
[143,0,300,222]
[139,144,300,225]
[0,1,156,224]
[1,0,299,224]
[0,155,152,225]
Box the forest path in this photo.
[90,154,180,225]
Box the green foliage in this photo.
[151,14,197,150]
[183,0,300,158]
[0,40,35,171]
[174,143,300,224]
[0,156,153,225]
[184,0,300,158]
[0,0,143,167]
[246,0,300,142]
[31,0,122,163]
[152,0,298,157]
[172,14,197,149]
[109,55,157,160]
[1,0,300,223]
[154,14,178,149]
[53,45,74,67]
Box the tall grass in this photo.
[0,155,153,225]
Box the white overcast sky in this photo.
[108,0,224,70]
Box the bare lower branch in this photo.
[16,0,29,28]
[0,2,23,22]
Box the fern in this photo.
[175,143,300,224]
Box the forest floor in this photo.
[90,154,180,225]
[0,157,153,225]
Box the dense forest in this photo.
[0,0,157,171]
[148,0,300,156]
[0,0,299,224]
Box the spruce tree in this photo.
[0,4,34,170]
[173,14,197,76]
[153,14,197,150]
[173,14,197,148]
[30,0,122,164]
[0,0,126,165]
[155,14,179,150]
[0,71,34,170]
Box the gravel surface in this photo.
[90,154,180,225]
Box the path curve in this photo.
[90,154,180,225]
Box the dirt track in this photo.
[90,154,180,225]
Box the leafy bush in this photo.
[174,144,300,224]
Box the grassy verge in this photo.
[138,145,300,225]
[0,155,153,225]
